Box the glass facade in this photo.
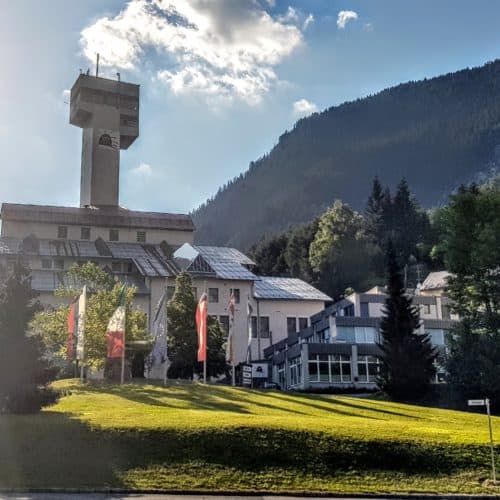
[308,354,352,383]
[357,355,380,383]
[289,357,302,386]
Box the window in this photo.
[57,226,68,239]
[422,304,431,315]
[287,317,297,333]
[80,227,91,240]
[208,288,219,303]
[426,329,445,346]
[167,286,176,300]
[125,262,134,273]
[314,328,330,343]
[251,316,270,338]
[41,258,52,269]
[298,317,308,330]
[277,363,286,388]
[308,354,352,383]
[360,302,369,318]
[53,258,64,270]
[344,304,355,317]
[230,288,240,303]
[111,261,122,272]
[219,315,229,334]
[290,357,302,386]
[355,326,377,343]
[357,355,380,383]
[441,304,451,319]
[260,316,270,338]
[109,229,119,242]
[335,326,355,343]
[136,231,146,243]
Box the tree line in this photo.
[250,177,437,300]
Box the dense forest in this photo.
[248,177,438,300]
[193,59,500,249]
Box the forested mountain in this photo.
[193,60,500,249]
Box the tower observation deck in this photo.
[70,74,140,207]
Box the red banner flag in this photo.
[106,305,126,359]
[67,301,77,360]
[196,292,208,362]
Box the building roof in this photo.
[420,271,452,291]
[174,243,258,281]
[0,203,195,232]
[194,245,256,266]
[253,277,332,301]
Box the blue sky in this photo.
[1,0,500,215]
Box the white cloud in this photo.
[131,162,154,176]
[303,13,314,30]
[337,10,358,29]
[278,6,299,24]
[292,98,318,118]
[80,0,310,106]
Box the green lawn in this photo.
[0,379,499,494]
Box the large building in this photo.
[264,280,458,391]
[0,71,331,369]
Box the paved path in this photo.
[0,495,413,500]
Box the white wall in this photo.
[1,220,193,246]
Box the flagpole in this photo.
[121,307,126,385]
[203,280,207,384]
[120,287,127,385]
[79,286,87,383]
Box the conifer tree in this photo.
[365,176,387,245]
[377,244,437,400]
[167,272,227,379]
[0,259,58,413]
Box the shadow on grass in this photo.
[0,408,490,489]
[0,412,124,488]
[70,381,353,418]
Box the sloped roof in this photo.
[194,245,256,266]
[0,203,194,231]
[421,271,452,290]
[253,276,332,301]
[174,243,257,281]
[0,237,102,258]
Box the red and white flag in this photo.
[106,287,126,359]
[196,292,208,362]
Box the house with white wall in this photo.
[264,281,458,391]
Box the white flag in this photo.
[75,286,87,361]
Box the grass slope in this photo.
[0,379,498,494]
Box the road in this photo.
[0,494,471,500]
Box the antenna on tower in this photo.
[96,53,100,78]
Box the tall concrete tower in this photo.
[70,74,139,207]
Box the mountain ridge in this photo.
[193,59,500,249]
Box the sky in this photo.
[1,0,500,215]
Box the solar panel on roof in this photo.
[254,277,332,301]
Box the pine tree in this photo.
[167,272,227,379]
[377,244,437,400]
[365,176,387,245]
[0,259,58,413]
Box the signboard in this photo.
[252,363,269,379]
[242,364,252,387]
[468,399,486,406]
